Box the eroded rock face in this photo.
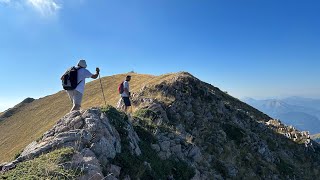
[130,72,320,180]
[70,148,104,180]
[18,109,122,163]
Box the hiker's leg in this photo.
[72,104,81,111]
[121,102,125,111]
[116,98,122,110]
[71,90,83,111]
[117,98,125,111]
[122,97,131,112]
[128,99,132,113]
[66,90,74,103]
[67,90,76,112]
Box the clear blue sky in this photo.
[0,0,320,111]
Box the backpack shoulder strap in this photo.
[77,80,83,86]
[76,66,83,85]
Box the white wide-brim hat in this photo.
[78,60,87,68]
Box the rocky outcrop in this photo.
[130,72,320,179]
[1,108,141,179]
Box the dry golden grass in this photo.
[0,73,181,163]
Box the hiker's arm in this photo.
[91,67,100,79]
[91,73,99,79]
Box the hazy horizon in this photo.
[1,1,319,112]
[1,93,320,113]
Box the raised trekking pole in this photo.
[98,68,107,106]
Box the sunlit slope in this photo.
[0,73,164,163]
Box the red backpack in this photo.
[118,81,124,94]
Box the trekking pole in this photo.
[98,73,107,106]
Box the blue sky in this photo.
[0,0,320,111]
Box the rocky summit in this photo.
[1,72,320,180]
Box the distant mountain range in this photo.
[243,97,320,134]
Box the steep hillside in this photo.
[0,98,34,121]
[0,73,155,163]
[1,72,320,179]
[128,72,320,179]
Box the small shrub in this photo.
[36,134,44,143]
[222,123,245,145]
[101,105,128,136]
[214,160,228,178]
[276,158,294,176]
[13,150,22,160]
[266,138,277,151]
[225,104,232,111]
[236,111,248,119]
[134,125,157,144]
[133,108,160,133]
[134,108,158,121]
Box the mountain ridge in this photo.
[1,72,320,179]
[0,73,156,163]
[0,97,35,121]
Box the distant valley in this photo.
[243,97,320,135]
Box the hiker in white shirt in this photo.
[121,75,132,112]
[61,60,100,112]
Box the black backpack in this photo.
[61,66,82,90]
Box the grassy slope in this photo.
[0,73,176,163]
[1,148,78,179]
